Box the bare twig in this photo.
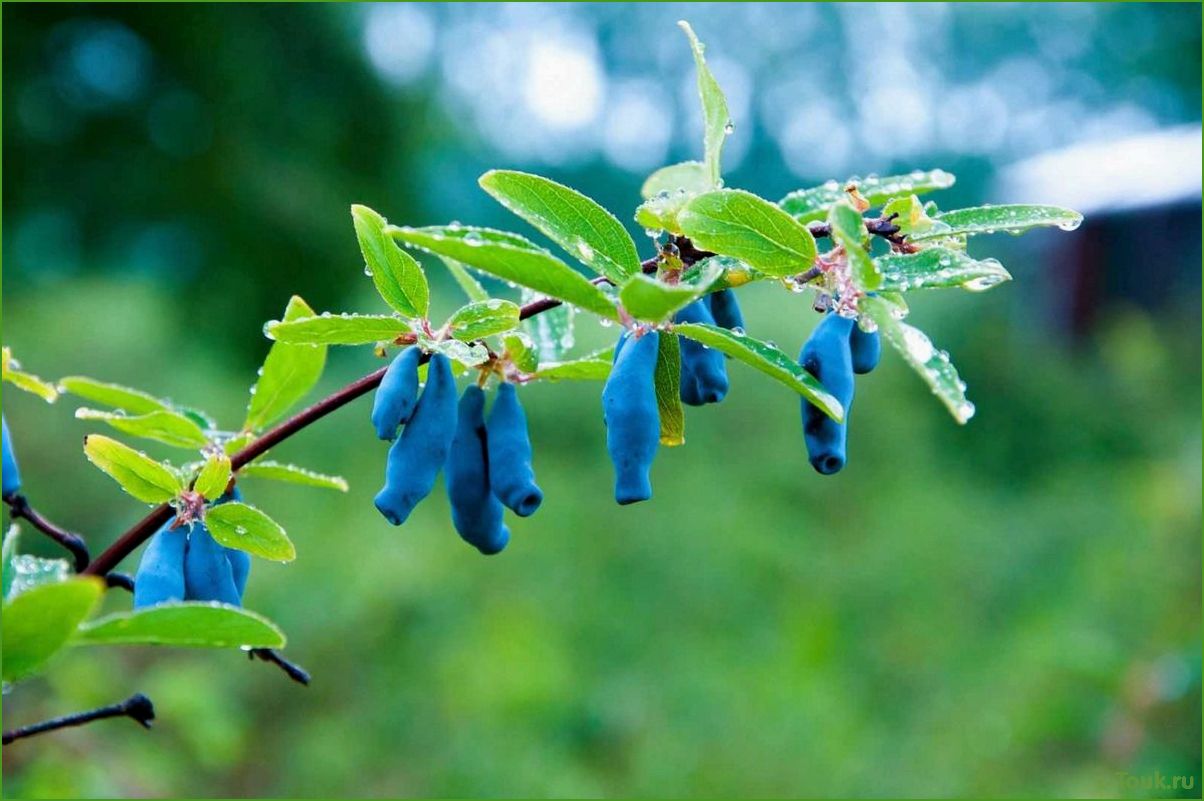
[4,493,90,573]
[2,693,154,745]
[250,648,311,685]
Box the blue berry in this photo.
[446,386,509,555]
[603,330,660,504]
[487,383,543,517]
[372,346,422,441]
[800,314,856,475]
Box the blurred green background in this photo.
[2,3,1201,798]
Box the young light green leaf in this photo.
[266,313,409,346]
[194,454,232,500]
[59,376,170,415]
[75,408,210,449]
[245,295,328,432]
[635,194,689,235]
[480,170,641,284]
[779,169,957,223]
[828,201,882,292]
[860,295,975,424]
[502,332,539,373]
[446,299,521,342]
[678,21,729,186]
[4,530,71,602]
[222,431,256,456]
[674,322,843,421]
[2,348,59,403]
[83,435,182,503]
[74,602,285,649]
[3,577,104,682]
[205,502,295,562]
[912,204,1083,241]
[654,332,685,446]
[419,337,490,368]
[521,295,576,362]
[532,357,612,382]
[351,204,430,318]
[881,194,938,238]
[618,259,723,322]
[237,460,349,492]
[391,225,619,320]
[876,248,1012,292]
[640,160,713,200]
[679,189,817,277]
[438,256,490,303]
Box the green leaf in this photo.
[502,332,539,373]
[876,247,1012,292]
[880,194,939,238]
[438,256,489,303]
[3,578,104,682]
[59,376,170,415]
[828,201,882,292]
[779,169,957,223]
[479,170,641,284]
[351,204,430,318]
[236,460,349,492]
[391,225,619,320]
[419,337,490,368]
[912,204,1083,241]
[533,356,612,382]
[654,333,685,446]
[194,453,232,500]
[860,295,975,424]
[222,432,255,456]
[2,348,59,402]
[2,525,17,599]
[640,161,713,200]
[521,295,576,362]
[678,189,817,277]
[74,602,286,649]
[446,299,521,342]
[678,21,729,186]
[674,323,843,421]
[635,194,689,235]
[83,434,182,503]
[618,259,722,322]
[245,296,328,432]
[266,313,409,346]
[205,502,295,562]
[74,408,210,449]
[4,528,72,602]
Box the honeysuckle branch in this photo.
[250,648,311,685]
[3,493,91,572]
[2,693,155,745]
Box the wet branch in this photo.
[3,493,90,573]
[2,693,154,745]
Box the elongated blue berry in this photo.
[372,346,422,441]
[487,383,543,517]
[375,353,457,525]
[2,415,20,497]
[707,288,745,332]
[675,300,729,406]
[849,322,881,374]
[603,330,660,504]
[183,522,241,605]
[133,522,187,609]
[446,386,510,554]
[214,487,251,600]
[800,314,856,475]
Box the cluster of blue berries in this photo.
[133,490,252,609]
[3,415,21,497]
[372,346,542,555]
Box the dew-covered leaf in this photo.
[438,256,489,303]
[779,170,957,223]
[83,435,182,503]
[351,204,429,318]
[913,204,1083,241]
[194,453,232,500]
[654,333,685,446]
[205,502,295,562]
[2,348,59,403]
[3,528,71,602]
[3,577,103,682]
[828,201,881,292]
[876,248,1012,292]
[532,356,612,382]
[618,259,723,322]
[679,22,728,187]
[75,408,210,449]
[678,189,817,277]
[245,295,328,432]
[446,299,521,342]
[266,313,409,346]
[59,376,170,415]
[503,332,539,373]
[640,160,713,200]
[521,289,576,362]
[237,460,349,492]
[74,602,285,649]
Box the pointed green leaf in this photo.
[679,189,817,277]
[828,201,881,292]
[245,296,328,431]
[521,291,576,361]
[4,578,104,682]
[779,169,957,223]
[532,357,612,382]
[438,256,489,303]
[351,204,429,318]
[876,248,1012,292]
[640,160,713,200]
[205,502,295,562]
[678,21,729,186]
[619,259,723,322]
[860,295,975,424]
[480,170,641,284]
[881,194,939,238]
[3,349,59,402]
[194,453,232,500]
[674,322,843,421]
[237,460,349,492]
[635,194,689,235]
[75,408,209,449]
[266,313,409,346]
[391,225,619,320]
[654,333,685,446]
[59,377,170,415]
[74,602,285,649]
[83,434,182,503]
[446,299,521,342]
[4,528,71,602]
[502,332,539,373]
[913,204,1083,241]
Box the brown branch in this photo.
[4,493,90,572]
[3,693,154,744]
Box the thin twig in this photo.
[250,648,311,685]
[105,572,135,593]
[4,493,90,573]
[2,693,154,744]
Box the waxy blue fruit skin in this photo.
[215,487,251,600]
[800,314,856,475]
[375,353,457,525]
[603,330,660,505]
[674,300,729,406]
[849,323,881,375]
[487,383,543,517]
[446,386,510,555]
[372,346,422,441]
[707,288,745,332]
[2,415,20,497]
[133,523,188,609]
[183,522,241,606]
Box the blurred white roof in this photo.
[996,124,1202,216]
